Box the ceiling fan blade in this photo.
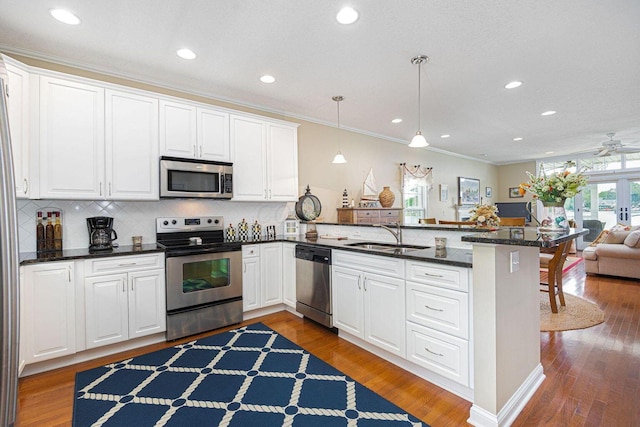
[616,147,640,153]
[598,148,611,156]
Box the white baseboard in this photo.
[467,363,545,427]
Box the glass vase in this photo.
[538,200,568,231]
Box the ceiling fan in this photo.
[594,132,640,157]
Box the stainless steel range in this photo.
[156,216,242,340]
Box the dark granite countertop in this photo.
[271,236,473,268]
[20,236,473,268]
[461,227,589,247]
[19,244,164,265]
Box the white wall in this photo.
[297,120,499,223]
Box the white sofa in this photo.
[583,229,640,280]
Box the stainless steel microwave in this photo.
[160,157,233,199]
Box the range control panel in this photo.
[156,216,224,233]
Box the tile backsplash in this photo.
[17,199,293,253]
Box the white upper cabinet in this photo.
[38,76,160,200]
[231,114,299,201]
[160,99,230,162]
[4,57,30,198]
[267,122,299,201]
[231,115,267,200]
[105,89,159,200]
[38,75,105,199]
[197,107,230,161]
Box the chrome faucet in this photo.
[375,222,403,246]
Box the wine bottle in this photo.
[54,212,63,250]
[45,212,54,250]
[36,211,45,253]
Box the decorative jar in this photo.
[379,186,395,208]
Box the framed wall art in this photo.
[509,187,523,198]
[485,187,492,198]
[458,177,480,205]
[439,184,449,202]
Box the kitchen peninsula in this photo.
[301,223,587,427]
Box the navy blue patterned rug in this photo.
[73,322,428,426]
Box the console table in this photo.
[336,208,403,225]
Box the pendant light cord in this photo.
[417,61,421,131]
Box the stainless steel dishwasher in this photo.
[295,245,332,328]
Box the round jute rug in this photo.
[540,293,604,332]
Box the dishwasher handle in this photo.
[295,245,331,264]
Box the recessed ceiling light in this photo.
[541,110,556,116]
[440,134,450,138]
[260,75,276,84]
[504,81,522,89]
[176,48,197,60]
[513,137,523,141]
[336,7,359,24]
[49,9,81,25]
[545,151,554,154]
[391,118,402,124]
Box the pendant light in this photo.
[408,55,429,148]
[332,95,347,163]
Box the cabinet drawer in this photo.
[85,253,164,275]
[242,244,259,257]
[406,261,469,292]
[380,210,400,219]
[406,321,469,386]
[356,210,379,219]
[334,250,404,278]
[406,281,469,339]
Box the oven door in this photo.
[165,250,242,311]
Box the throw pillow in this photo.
[589,229,610,246]
[624,230,640,248]
[604,230,631,244]
[611,223,640,232]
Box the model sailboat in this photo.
[361,168,380,207]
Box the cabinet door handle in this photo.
[357,276,361,290]
[199,145,203,157]
[118,262,137,267]
[109,182,112,196]
[130,277,134,291]
[194,144,197,157]
[23,179,28,194]
[68,266,72,282]
[425,305,444,312]
[264,189,268,199]
[363,277,367,291]
[122,279,126,292]
[269,189,272,199]
[99,182,103,196]
[424,347,444,357]
[424,272,444,278]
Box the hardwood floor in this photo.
[16,264,640,426]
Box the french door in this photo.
[574,175,640,249]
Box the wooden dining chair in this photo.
[499,217,526,226]
[438,220,476,227]
[539,240,571,313]
[419,218,437,224]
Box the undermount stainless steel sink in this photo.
[345,241,430,253]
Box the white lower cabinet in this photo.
[242,243,283,311]
[21,261,76,364]
[333,251,472,390]
[84,254,166,349]
[405,260,471,387]
[332,251,406,357]
[282,243,296,308]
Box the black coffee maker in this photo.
[87,216,118,252]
